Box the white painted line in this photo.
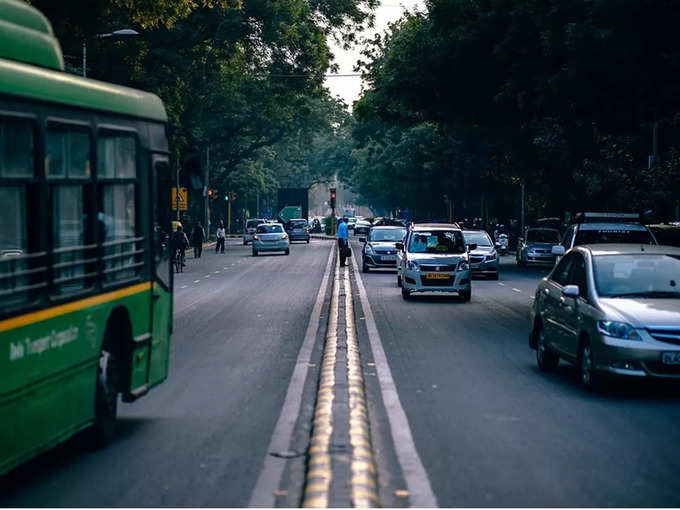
[350,248,438,507]
[214,270,220,274]
[498,282,505,286]
[249,242,335,508]
[204,275,211,278]
[180,285,188,289]
[193,280,200,283]
[512,288,521,293]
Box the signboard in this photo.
[172,187,188,211]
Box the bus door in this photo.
[149,154,172,386]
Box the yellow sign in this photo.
[172,187,187,211]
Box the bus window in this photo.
[46,125,93,295]
[98,132,140,283]
[0,117,46,309]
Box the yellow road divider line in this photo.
[344,267,379,508]
[302,258,340,508]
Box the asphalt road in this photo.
[1,238,333,507]
[3,238,680,507]
[354,243,680,507]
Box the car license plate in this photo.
[426,272,449,280]
[381,255,396,261]
[661,352,680,365]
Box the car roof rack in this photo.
[574,212,640,224]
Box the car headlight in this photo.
[253,235,259,240]
[365,244,374,254]
[486,251,497,261]
[597,321,640,340]
[282,233,288,239]
[406,260,419,270]
[458,261,469,271]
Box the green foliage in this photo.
[351,0,680,222]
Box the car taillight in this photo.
[253,235,259,240]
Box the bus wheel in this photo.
[91,335,120,446]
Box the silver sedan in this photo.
[252,223,290,256]
[529,244,680,390]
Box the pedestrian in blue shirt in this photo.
[337,218,349,266]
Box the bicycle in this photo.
[174,248,185,273]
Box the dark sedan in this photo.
[354,220,372,237]
[360,226,407,273]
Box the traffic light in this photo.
[329,187,337,209]
[208,188,213,199]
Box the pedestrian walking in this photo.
[337,217,349,267]
[216,221,226,254]
[192,222,205,259]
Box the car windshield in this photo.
[291,221,306,228]
[408,231,465,254]
[257,224,283,234]
[526,229,560,243]
[370,229,406,242]
[464,232,492,246]
[574,228,655,246]
[594,254,680,298]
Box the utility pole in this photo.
[227,191,233,234]
[520,182,525,235]
[203,146,210,236]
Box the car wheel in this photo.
[285,249,290,255]
[401,287,411,300]
[243,239,247,245]
[579,341,601,391]
[362,261,369,273]
[491,271,499,280]
[535,323,559,372]
[252,250,258,257]
[459,288,471,302]
[397,274,402,287]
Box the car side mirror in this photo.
[359,237,366,243]
[562,284,579,298]
[494,242,501,248]
[396,242,404,251]
[551,245,565,256]
[467,243,477,251]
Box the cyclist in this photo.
[172,225,190,269]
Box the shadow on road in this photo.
[530,363,680,401]
[0,417,153,498]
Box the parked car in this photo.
[360,226,407,273]
[354,220,372,237]
[560,212,657,251]
[529,244,680,390]
[347,217,357,231]
[252,223,290,256]
[286,218,310,243]
[516,228,562,266]
[397,223,473,301]
[243,218,266,245]
[463,230,499,279]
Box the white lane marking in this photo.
[350,247,438,507]
[223,267,228,270]
[498,282,505,286]
[180,285,188,289]
[249,242,335,508]
[193,280,200,283]
[512,288,521,293]
[204,275,211,278]
[214,270,220,274]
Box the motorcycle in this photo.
[495,233,509,256]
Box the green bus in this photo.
[0,0,173,475]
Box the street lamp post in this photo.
[82,29,140,78]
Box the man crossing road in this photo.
[337,217,349,266]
